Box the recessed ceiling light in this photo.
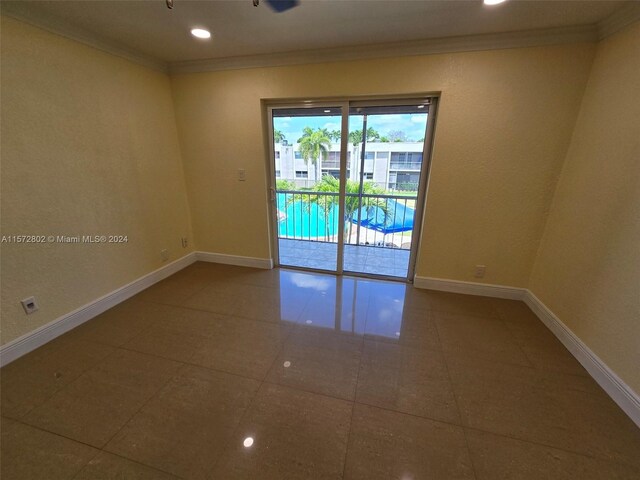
[243,437,254,448]
[484,0,508,5]
[324,109,331,113]
[191,28,211,39]
[417,105,425,109]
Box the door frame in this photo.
[264,93,440,282]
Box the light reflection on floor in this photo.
[278,268,407,338]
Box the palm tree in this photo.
[298,127,331,183]
[274,129,287,144]
[310,175,388,240]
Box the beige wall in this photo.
[0,17,193,344]
[170,42,595,287]
[530,23,640,393]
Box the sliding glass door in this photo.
[344,103,429,278]
[271,106,345,272]
[269,98,434,281]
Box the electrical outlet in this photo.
[181,237,188,248]
[474,265,486,278]
[161,249,169,261]
[238,169,246,181]
[21,296,39,315]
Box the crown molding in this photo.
[1,4,168,73]
[169,24,598,74]
[6,1,636,77]
[597,2,640,40]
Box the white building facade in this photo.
[274,141,424,191]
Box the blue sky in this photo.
[274,113,428,144]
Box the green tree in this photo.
[309,175,388,240]
[298,127,331,183]
[275,179,296,191]
[348,127,381,146]
[274,129,287,144]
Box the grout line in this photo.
[6,416,180,480]
[340,336,365,477]
[132,296,304,332]
[206,337,279,473]
[114,344,268,383]
[343,398,640,470]
[459,423,640,469]
[70,449,188,480]
[5,420,101,452]
[95,361,201,479]
[207,380,264,474]
[10,339,119,421]
[435,318,479,479]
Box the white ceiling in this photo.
[1,0,632,65]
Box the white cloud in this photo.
[289,272,333,292]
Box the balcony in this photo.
[321,159,351,169]
[389,161,422,170]
[276,190,415,278]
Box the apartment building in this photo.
[275,141,424,189]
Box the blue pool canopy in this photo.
[353,199,415,234]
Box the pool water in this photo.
[277,193,339,239]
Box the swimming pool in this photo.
[277,193,339,239]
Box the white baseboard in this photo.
[0,253,197,367]
[413,276,526,300]
[195,251,273,269]
[413,275,639,427]
[524,291,640,428]
[0,250,273,366]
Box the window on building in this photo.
[295,171,308,178]
[364,152,375,160]
[294,151,302,159]
[275,151,281,159]
[396,172,420,190]
[390,152,422,169]
[363,172,373,180]
[275,170,281,178]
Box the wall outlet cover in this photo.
[21,296,39,315]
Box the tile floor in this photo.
[279,238,411,277]
[2,263,639,479]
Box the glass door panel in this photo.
[271,106,343,272]
[343,103,429,278]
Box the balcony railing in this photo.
[321,159,351,169]
[276,189,415,250]
[388,182,419,191]
[390,161,422,170]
